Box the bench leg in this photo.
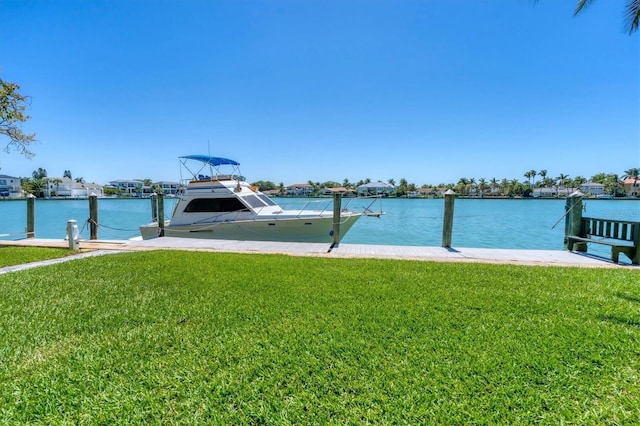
[612,247,639,265]
[611,247,621,264]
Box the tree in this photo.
[63,170,72,179]
[538,170,548,186]
[524,170,537,188]
[32,167,47,179]
[0,78,36,158]
[51,177,62,197]
[478,178,488,198]
[556,173,570,188]
[575,0,639,34]
[536,0,639,34]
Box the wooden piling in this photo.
[442,189,455,248]
[150,193,158,223]
[26,194,35,238]
[89,194,98,240]
[157,193,165,237]
[564,190,585,251]
[331,193,342,247]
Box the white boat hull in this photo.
[140,213,361,243]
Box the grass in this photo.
[0,246,75,268]
[0,250,639,424]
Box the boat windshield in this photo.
[257,194,277,206]
[243,194,270,209]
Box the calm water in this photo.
[1,197,638,252]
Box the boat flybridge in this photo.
[139,155,382,243]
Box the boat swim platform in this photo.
[1,237,636,268]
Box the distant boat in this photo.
[596,194,614,199]
[140,155,380,243]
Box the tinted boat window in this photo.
[184,198,247,213]
[257,194,277,206]
[243,195,268,208]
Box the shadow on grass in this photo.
[615,292,640,304]
[599,315,640,328]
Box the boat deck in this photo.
[1,237,635,268]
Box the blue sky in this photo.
[1,0,638,186]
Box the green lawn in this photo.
[0,250,638,424]
[0,246,74,268]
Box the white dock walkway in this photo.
[1,237,634,268]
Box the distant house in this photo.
[156,181,182,196]
[623,178,639,197]
[0,174,22,198]
[320,187,351,196]
[45,177,73,197]
[532,188,558,198]
[107,179,152,197]
[286,183,314,197]
[72,182,104,197]
[579,182,605,196]
[557,187,579,197]
[356,181,396,197]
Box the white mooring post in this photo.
[66,219,80,250]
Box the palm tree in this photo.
[537,0,639,34]
[478,178,488,198]
[575,0,639,34]
[523,170,537,188]
[538,170,548,187]
[468,178,476,196]
[572,176,587,187]
[457,178,469,196]
[51,178,62,197]
[556,174,570,188]
[623,167,640,181]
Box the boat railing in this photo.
[274,195,384,218]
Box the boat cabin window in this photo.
[184,197,247,213]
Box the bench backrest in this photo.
[581,217,640,243]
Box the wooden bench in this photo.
[566,217,640,265]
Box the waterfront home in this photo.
[320,187,353,196]
[0,174,22,198]
[107,179,152,197]
[356,181,396,197]
[286,183,314,196]
[623,178,639,197]
[73,182,104,197]
[156,181,182,196]
[45,177,73,197]
[532,188,558,198]
[579,182,605,197]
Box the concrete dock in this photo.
[1,237,635,268]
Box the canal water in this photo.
[1,197,638,252]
